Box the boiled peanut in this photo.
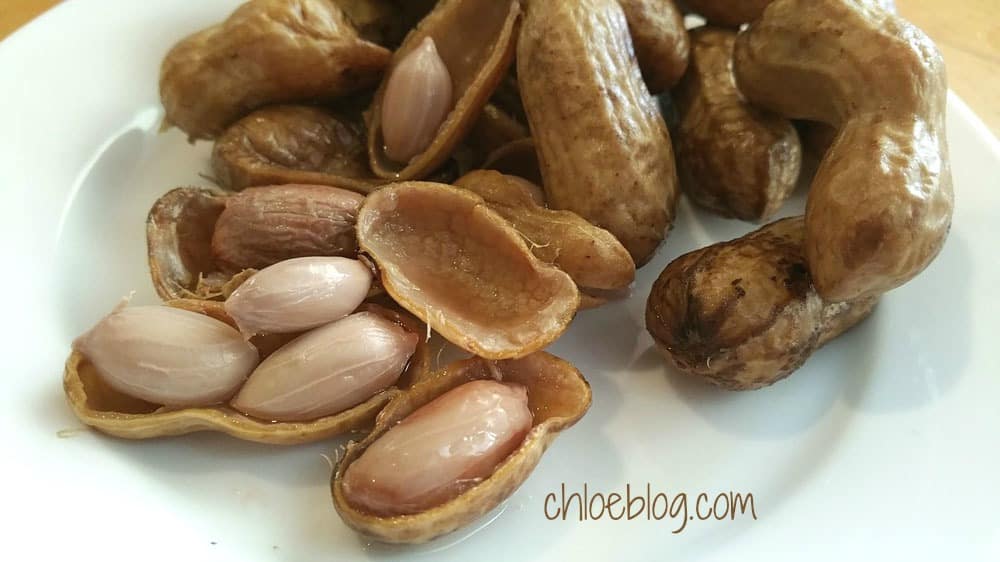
[231,311,418,422]
[367,0,520,180]
[733,0,953,301]
[518,0,680,266]
[381,37,454,163]
[342,380,531,516]
[618,0,690,93]
[646,217,878,390]
[160,0,390,140]
[332,352,591,543]
[73,304,258,407]
[673,27,801,221]
[224,257,373,336]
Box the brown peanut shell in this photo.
[673,27,800,221]
[356,182,580,360]
[518,0,680,266]
[645,217,877,390]
[160,0,390,140]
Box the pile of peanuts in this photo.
[64,0,951,545]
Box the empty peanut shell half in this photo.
[367,0,520,179]
[147,185,363,301]
[159,0,390,140]
[455,170,635,294]
[357,182,579,359]
[64,300,432,444]
[645,217,878,390]
[212,105,387,194]
[332,352,591,543]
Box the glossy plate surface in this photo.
[1,2,998,560]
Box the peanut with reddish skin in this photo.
[231,311,418,422]
[367,0,520,180]
[224,256,373,336]
[211,184,364,273]
[380,37,454,163]
[73,305,258,407]
[342,380,532,516]
[332,352,591,544]
[518,0,680,266]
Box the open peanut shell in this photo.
[366,0,520,180]
[63,300,432,444]
[356,182,579,360]
[147,186,367,301]
[332,352,591,543]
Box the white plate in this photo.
[2,2,999,561]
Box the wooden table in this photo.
[2,0,997,136]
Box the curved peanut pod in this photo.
[618,0,690,93]
[146,186,364,301]
[332,352,591,543]
[63,301,432,444]
[682,0,772,28]
[357,182,580,360]
[518,0,680,266]
[645,217,878,390]
[211,105,387,194]
[455,170,635,293]
[367,0,520,180]
[673,27,800,221]
[732,0,953,301]
[160,0,390,140]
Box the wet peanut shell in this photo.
[367,0,520,180]
[673,27,800,221]
[211,105,387,194]
[618,0,690,93]
[518,0,680,266]
[645,217,878,390]
[63,300,432,444]
[356,182,580,360]
[332,352,591,543]
[732,0,953,301]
